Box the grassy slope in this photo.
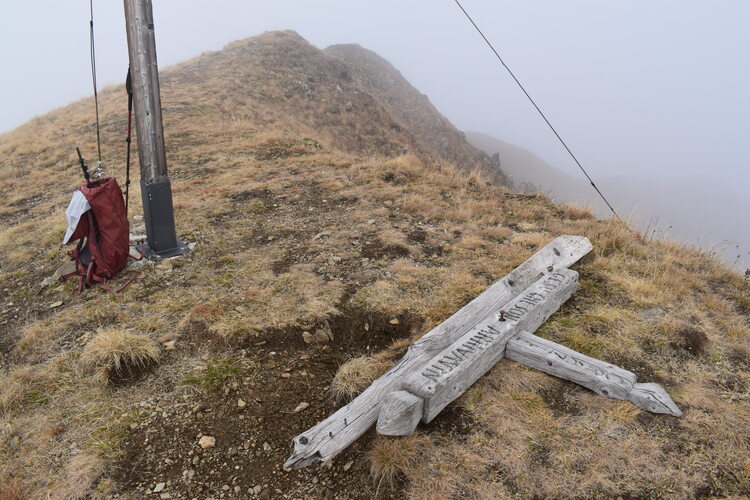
[0,31,748,499]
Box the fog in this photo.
[1,1,748,266]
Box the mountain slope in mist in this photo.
[325,45,507,184]
[0,31,748,499]
[467,131,750,269]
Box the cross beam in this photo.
[284,236,682,468]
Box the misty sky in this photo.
[1,1,748,229]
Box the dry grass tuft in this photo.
[559,202,595,220]
[369,435,425,491]
[1,29,749,499]
[81,328,160,381]
[330,356,387,403]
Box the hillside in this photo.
[466,131,750,269]
[465,131,584,196]
[0,31,749,499]
[324,45,507,185]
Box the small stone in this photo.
[163,340,176,351]
[198,436,215,449]
[49,301,64,309]
[168,256,185,268]
[313,230,332,240]
[302,331,314,344]
[260,489,271,500]
[222,484,230,491]
[293,402,309,413]
[253,485,262,495]
[261,360,276,370]
[188,242,197,250]
[155,259,173,272]
[343,460,354,472]
[237,399,247,408]
[159,494,171,500]
[263,442,271,452]
[192,455,200,465]
[234,486,241,493]
[133,215,143,221]
[389,318,399,325]
[367,219,376,225]
[281,373,291,378]
[153,482,166,493]
[313,329,330,343]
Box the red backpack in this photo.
[62,177,131,292]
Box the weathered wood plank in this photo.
[505,330,636,399]
[284,236,592,468]
[505,330,681,416]
[626,383,681,416]
[376,391,423,436]
[403,269,579,423]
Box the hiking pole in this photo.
[75,146,91,182]
[124,67,133,216]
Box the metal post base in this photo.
[139,178,188,260]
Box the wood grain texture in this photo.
[376,391,424,436]
[505,330,636,399]
[124,0,169,184]
[506,331,682,417]
[403,269,579,422]
[628,383,682,416]
[284,236,592,469]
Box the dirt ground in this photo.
[113,310,423,499]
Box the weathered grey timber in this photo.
[124,0,169,185]
[376,391,424,436]
[124,0,185,258]
[403,269,579,424]
[505,330,681,416]
[628,383,682,416]
[284,236,592,468]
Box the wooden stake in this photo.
[123,0,185,258]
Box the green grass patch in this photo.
[183,356,241,391]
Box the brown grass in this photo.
[0,478,25,500]
[0,30,748,498]
[330,356,387,403]
[81,328,160,381]
[370,435,427,491]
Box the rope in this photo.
[452,0,623,222]
[89,0,102,163]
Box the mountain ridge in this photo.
[0,30,748,499]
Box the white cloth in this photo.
[62,190,91,245]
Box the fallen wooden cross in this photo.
[394,269,579,430]
[505,331,681,416]
[284,235,680,469]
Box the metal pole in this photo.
[123,0,186,259]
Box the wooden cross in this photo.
[284,236,681,469]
